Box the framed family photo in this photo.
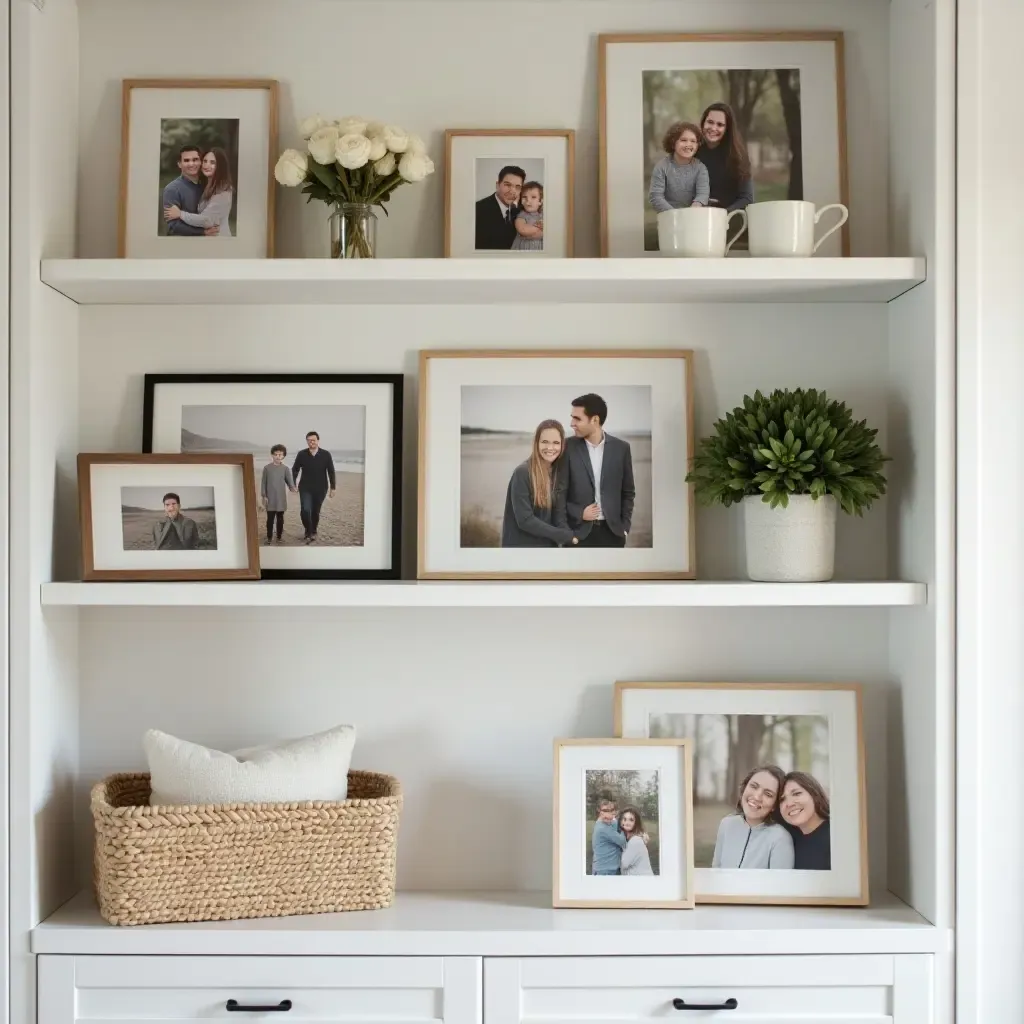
[444,130,575,258]
[119,78,278,258]
[77,453,260,582]
[599,33,849,256]
[417,350,694,579]
[615,682,868,905]
[553,738,694,908]
[144,374,403,580]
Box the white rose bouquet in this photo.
[274,114,434,257]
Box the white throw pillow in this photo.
[143,725,356,806]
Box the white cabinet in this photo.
[37,956,482,1024]
[484,955,934,1023]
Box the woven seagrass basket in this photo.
[92,771,402,926]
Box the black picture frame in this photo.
[143,373,404,580]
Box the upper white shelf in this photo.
[33,889,948,957]
[39,257,926,306]
[40,580,926,608]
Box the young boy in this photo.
[591,794,628,875]
[260,445,297,543]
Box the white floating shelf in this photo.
[33,890,948,957]
[39,257,926,306]
[40,580,926,608]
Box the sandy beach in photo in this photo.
[258,467,364,547]
[121,507,218,551]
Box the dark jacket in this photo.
[475,194,518,250]
[500,461,573,548]
[292,447,336,495]
[162,175,206,237]
[696,143,754,211]
[560,434,635,540]
[151,514,199,550]
[786,818,832,871]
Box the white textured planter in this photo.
[742,494,837,582]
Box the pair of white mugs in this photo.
[657,200,849,258]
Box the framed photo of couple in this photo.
[119,78,278,258]
[614,681,868,905]
[417,350,695,580]
[553,738,695,909]
[599,32,850,256]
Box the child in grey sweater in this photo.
[261,444,297,543]
[648,121,710,213]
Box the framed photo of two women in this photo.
[417,350,694,580]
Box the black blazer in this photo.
[500,461,573,547]
[475,194,517,250]
[560,434,635,539]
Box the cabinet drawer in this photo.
[484,955,933,1023]
[39,955,481,1024]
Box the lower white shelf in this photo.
[39,580,927,608]
[33,890,948,957]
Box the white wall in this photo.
[75,0,891,259]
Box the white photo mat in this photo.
[419,354,693,577]
[602,38,845,257]
[617,684,865,901]
[448,134,571,258]
[149,381,395,572]
[123,86,272,258]
[89,462,249,571]
[555,741,692,906]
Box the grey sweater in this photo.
[711,814,794,869]
[162,175,205,237]
[648,156,710,213]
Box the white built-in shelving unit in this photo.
[19,0,1024,1020]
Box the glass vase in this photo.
[330,202,377,259]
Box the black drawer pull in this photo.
[673,997,739,1011]
[225,999,293,1012]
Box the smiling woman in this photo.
[780,770,832,870]
[711,764,794,870]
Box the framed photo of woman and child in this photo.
[599,32,849,257]
[615,681,868,905]
[553,738,695,908]
[444,130,575,258]
[143,373,403,579]
[417,350,694,579]
[118,78,278,258]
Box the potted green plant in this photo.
[686,388,888,581]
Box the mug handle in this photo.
[724,209,748,253]
[812,203,849,253]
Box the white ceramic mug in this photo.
[657,206,748,258]
[746,200,849,257]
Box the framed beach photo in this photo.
[119,78,278,258]
[553,738,694,908]
[144,374,403,580]
[599,33,849,256]
[77,453,260,582]
[444,130,575,258]
[417,350,694,580]
[614,682,868,905]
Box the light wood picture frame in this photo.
[78,453,261,582]
[553,737,695,908]
[443,129,575,258]
[118,78,278,258]
[599,32,850,257]
[614,681,868,906]
[417,349,695,580]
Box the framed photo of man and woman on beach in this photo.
[118,79,278,258]
[553,738,695,909]
[599,32,849,256]
[144,374,403,579]
[615,681,868,905]
[417,350,694,579]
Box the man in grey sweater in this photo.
[162,145,207,237]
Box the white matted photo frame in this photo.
[119,78,278,258]
[418,350,695,580]
[143,374,403,580]
[599,33,849,257]
[78,453,260,582]
[554,738,695,908]
[444,130,575,258]
[614,681,868,905]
